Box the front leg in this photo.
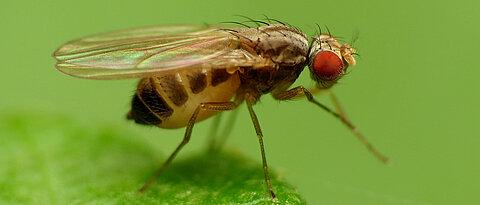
[291,87,346,118]
[273,86,389,164]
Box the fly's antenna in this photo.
[348,29,360,60]
[352,49,361,59]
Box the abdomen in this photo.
[127,69,240,129]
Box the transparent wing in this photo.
[53,25,257,79]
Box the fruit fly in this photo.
[53,19,388,200]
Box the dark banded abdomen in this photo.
[127,69,240,129]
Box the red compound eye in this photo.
[312,51,343,81]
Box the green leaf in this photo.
[0,113,305,205]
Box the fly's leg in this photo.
[290,87,350,119]
[217,108,239,148]
[245,94,277,200]
[139,101,238,193]
[292,87,329,98]
[273,86,389,164]
[292,88,346,118]
[327,90,347,121]
[207,112,223,151]
[208,108,240,151]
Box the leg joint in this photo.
[198,102,237,111]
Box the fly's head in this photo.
[308,34,357,89]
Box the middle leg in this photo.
[245,94,277,200]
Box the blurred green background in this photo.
[1,0,479,204]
